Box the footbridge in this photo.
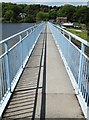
[0,22,89,119]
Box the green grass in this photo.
[66,28,89,42]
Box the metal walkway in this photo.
[2,24,85,119]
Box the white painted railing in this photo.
[48,22,89,120]
[0,22,44,118]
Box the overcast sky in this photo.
[1,0,88,2]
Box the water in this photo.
[2,23,34,40]
[0,23,34,56]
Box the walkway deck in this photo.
[2,24,85,119]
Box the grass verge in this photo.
[66,28,89,42]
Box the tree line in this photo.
[2,2,89,26]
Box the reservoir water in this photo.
[2,23,34,40]
[0,23,34,55]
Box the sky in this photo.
[1,0,88,2]
[1,0,88,6]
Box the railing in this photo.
[48,22,89,119]
[0,22,44,117]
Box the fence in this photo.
[48,22,89,119]
[0,22,44,117]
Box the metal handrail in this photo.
[0,22,44,117]
[0,25,37,44]
[55,24,89,47]
[48,22,89,119]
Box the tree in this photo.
[4,10,14,22]
[24,14,35,23]
[49,10,57,20]
[36,11,48,22]
[2,3,22,22]
[74,6,88,23]
[2,2,89,27]
[85,9,89,36]
[58,5,76,22]
[0,3,2,22]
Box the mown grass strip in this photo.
[67,28,89,42]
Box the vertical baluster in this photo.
[86,58,89,108]
[31,28,33,33]
[26,31,30,56]
[78,43,85,89]
[19,34,23,68]
[26,31,29,36]
[69,34,71,41]
[0,59,3,100]
[4,42,11,92]
[62,30,65,36]
[87,107,89,120]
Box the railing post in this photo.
[26,31,29,36]
[4,42,11,91]
[69,34,71,41]
[0,59,3,99]
[26,31,30,55]
[62,30,65,36]
[31,28,33,32]
[87,61,89,120]
[78,43,85,88]
[88,107,89,120]
[19,34,23,68]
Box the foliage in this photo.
[48,10,57,20]
[2,2,54,23]
[85,9,89,36]
[36,11,49,21]
[0,3,2,22]
[2,2,89,28]
[57,5,76,22]
[73,6,88,23]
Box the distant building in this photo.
[56,17,67,24]
[62,23,73,27]
[19,13,26,18]
[87,1,89,7]
[62,22,80,28]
